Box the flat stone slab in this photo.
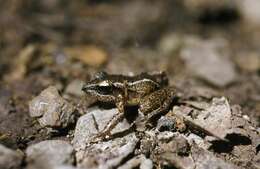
[181,37,237,87]
[26,140,74,169]
[76,133,138,169]
[72,107,131,151]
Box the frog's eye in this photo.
[95,71,108,79]
[98,80,110,87]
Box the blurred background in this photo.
[0,0,260,146]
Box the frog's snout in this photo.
[82,84,96,92]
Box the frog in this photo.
[82,71,178,141]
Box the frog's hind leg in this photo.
[145,94,174,128]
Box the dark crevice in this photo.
[198,7,240,25]
[256,144,260,154]
[87,0,119,5]
[209,134,252,153]
[161,165,178,169]
[49,110,80,138]
[209,140,233,153]
[124,105,139,123]
[225,133,252,145]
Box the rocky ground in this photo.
[0,0,260,169]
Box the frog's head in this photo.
[82,71,117,102]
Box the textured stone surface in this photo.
[29,86,75,128]
[161,144,240,169]
[181,37,237,87]
[65,79,85,97]
[72,107,131,151]
[118,155,153,169]
[174,97,233,140]
[26,140,74,169]
[0,144,23,169]
[76,133,138,169]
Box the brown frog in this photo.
[82,71,178,140]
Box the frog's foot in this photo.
[89,131,112,144]
[89,112,125,144]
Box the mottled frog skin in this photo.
[82,71,177,140]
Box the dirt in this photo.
[0,1,259,169]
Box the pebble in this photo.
[65,79,85,97]
[0,88,13,116]
[238,0,260,26]
[157,33,183,55]
[161,143,239,169]
[118,155,153,169]
[180,97,233,140]
[199,97,236,139]
[180,37,237,87]
[235,51,260,72]
[0,144,23,169]
[29,86,75,128]
[52,165,77,169]
[76,133,138,169]
[156,116,176,132]
[4,45,36,82]
[72,107,131,151]
[158,133,190,156]
[190,146,240,169]
[185,133,210,150]
[64,45,108,67]
[140,158,153,169]
[26,140,74,169]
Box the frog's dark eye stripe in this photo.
[96,86,118,95]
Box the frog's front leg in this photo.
[90,97,125,143]
[92,82,128,142]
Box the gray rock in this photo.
[0,88,12,116]
[65,80,85,97]
[190,145,240,169]
[29,86,75,128]
[0,144,23,169]
[157,33,183,55]
[174,97,233,140]
[238,0,260,26]
[192,97,232,140]
[157,132,190,156]
[26,140,74,169]
[156,116,176,131]
[140,158,153,169]
[161,144,240,169]
[174,97,255,144]
[180,37,237,87]
[72,107,131,151]
[76,133,138,169]
[185,133,210,150]
[118,155,153,169]
[235,51,260,72]
[52,165,77,169]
